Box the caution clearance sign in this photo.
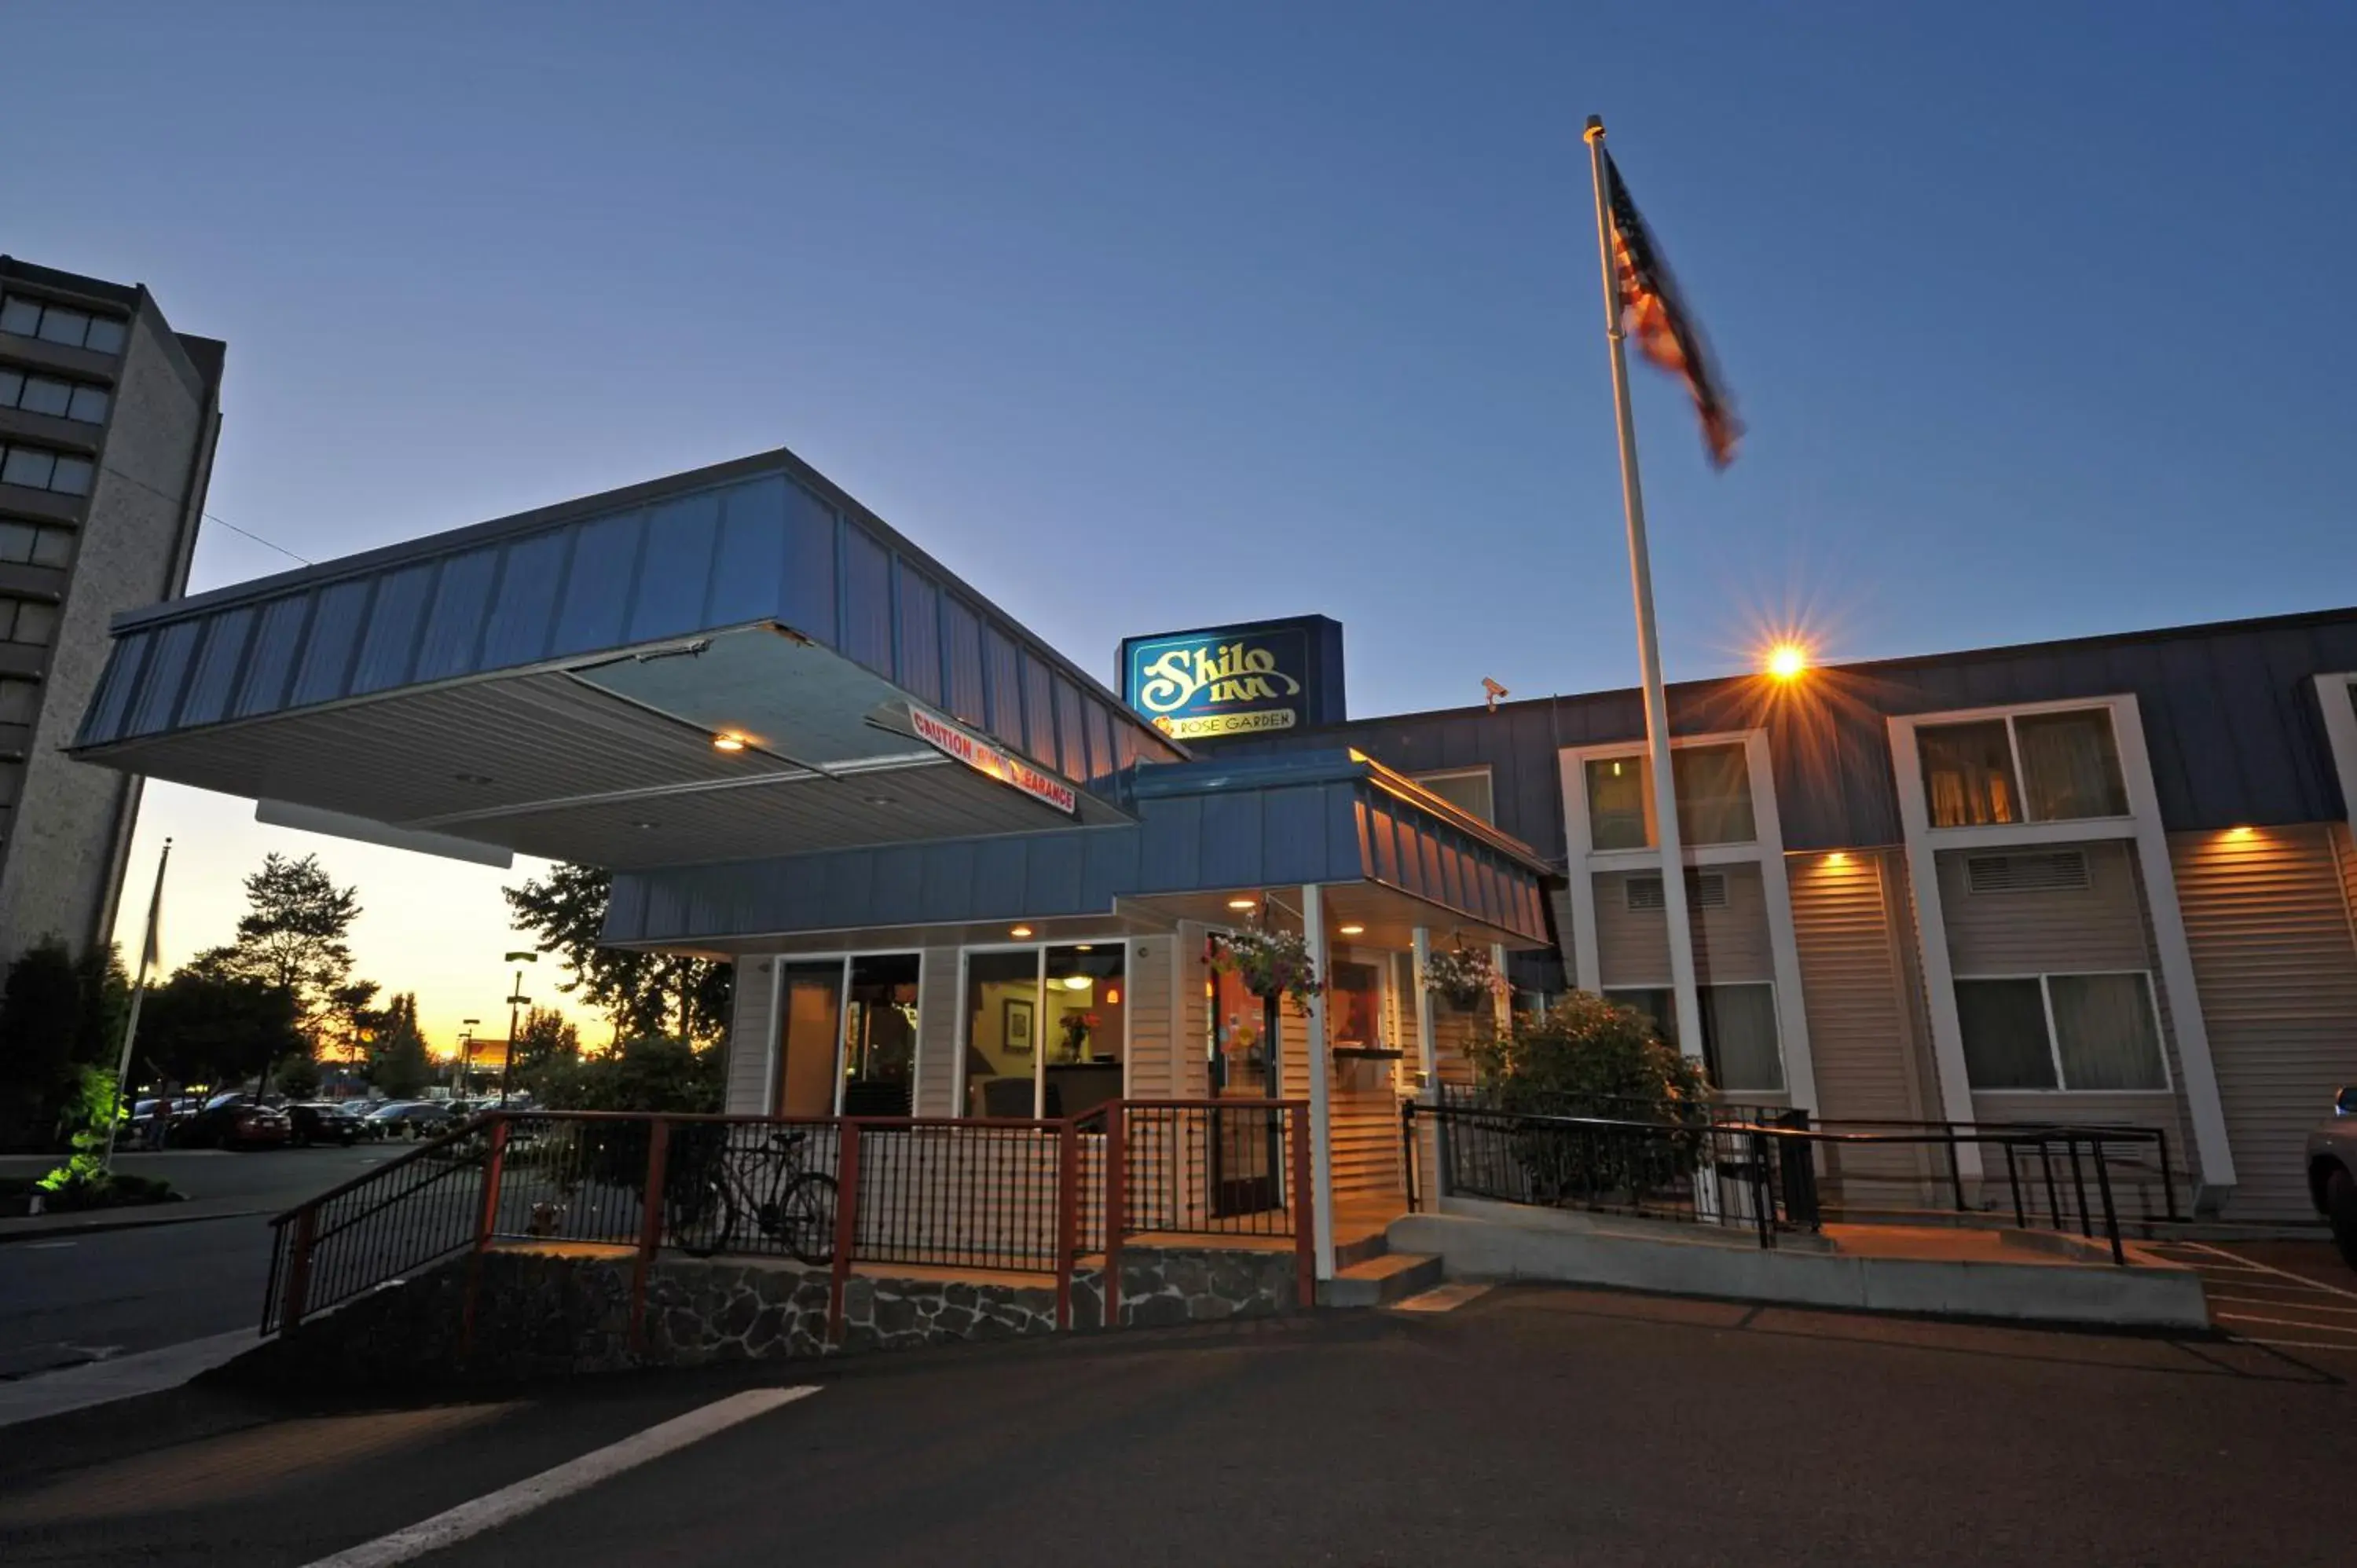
[908,705,1078,815]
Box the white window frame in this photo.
[757,947,929,1119]
[1888,693,2235,1191]
[1952,967,2174,1095]
[954,933,1133,1119]
[1560,729,1816,1112]
[2317,674,2357,839]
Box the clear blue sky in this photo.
[11,2,2352,1035]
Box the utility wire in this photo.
[96,460,313,566]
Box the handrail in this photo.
[264,1111,493,1225]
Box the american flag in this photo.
[1603,149,1742,468]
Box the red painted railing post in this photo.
[1288,1103,1314,1310]
[1055,1116,1080,1330]
[828,1121,863,1344]
[1104,1100,1127,1328]
[282,1205,317,1330]
[461,1116,511,1357]
[629,1118,671,1354]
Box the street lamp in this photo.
[500,951,537,1106]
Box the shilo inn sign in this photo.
[1120,617,1342,742]
[908,705,1078,815]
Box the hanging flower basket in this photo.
[1210,929,1324,1013]
[1425,946,1508,1012]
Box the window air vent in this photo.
[1626,873,1728,912]
[1965,850,2090,895]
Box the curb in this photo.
[0,1207,269,1244]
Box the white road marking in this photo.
[2209,1294,2357,1316]
[2212,1310,2357,1332]
[22,1240,77,1250]
[2171,1241,2357,1301]
[2238,1338,2357,1352]
[299,1386,818,1568]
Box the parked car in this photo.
[176,1092,291,1150]
[363,1101,453,1139]
[2306,1086,2357,1273]
[284,1102,368,1147]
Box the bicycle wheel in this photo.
[775,1172,839,1266]
[666,1178,739,1258]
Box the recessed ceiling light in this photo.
[1010,925,1034,939]
[454,772,493,785]
[712,733,748,753]
[1061,975,1093,991]
[1226,897,1258,911]
[1340,924,1365,936]
[1075,943,1093,952]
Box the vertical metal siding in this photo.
[943,595,987,727]
[550,508,643,657]
[290,579,371,708]
[982,622,1025,749]
[895,560,942,705]
[628,492,722,643]
[350,562,435,695]
[1021,655,1057,767]
[124,621,199,737]
[1052,677,1087,782]
[415,548,497,682]
[839,525,893,676]
[482,531,566,669]
[178,607,251,728]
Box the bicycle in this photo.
[664,1127,840,1265]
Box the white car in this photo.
[2305,1086,2357,1273]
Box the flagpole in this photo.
[102,837,171,1170]
[1582,116,1704,1066]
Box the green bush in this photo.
[28,1067,180,1210]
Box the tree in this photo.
[325,979,382,1068]
[1466,991,1710,1117]
[137,968,305,1090]
[211,853,361,1043]
[532,1035,724,1114]
[71,945,132,1075]
[504,864,731,1045]
[0,940,86,1130]
[366,992,432,1098]
[509,1006,581,1091]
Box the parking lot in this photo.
[2145,1236,2357,1353]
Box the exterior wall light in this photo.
[1226,897,1258,910]
[1010,925,1034,939]
[1339,923,1365,936]
[712,732,748,752]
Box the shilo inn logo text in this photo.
[1136,641,1302,739]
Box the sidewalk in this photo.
[0,1328,262,1429]
[0,1196,270,1244]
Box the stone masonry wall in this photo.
[229,1242,1298,1390]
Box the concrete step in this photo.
[1332,1228,1393,1272]
[1318,1250,1443,1308]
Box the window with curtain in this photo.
[1918,720,2019,827]
[1699,984,1783,1093]
[2046,973,2166,1090]
[1585,745,1755,849]
[1956,972,2167,1090]
[2014,710,2128,821]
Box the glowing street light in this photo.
[1765,643,1809,681]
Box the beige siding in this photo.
[1937,840,2148,974]
[1787,851,1926,1127]
[1124,932,1177,1100]
[2176,824,2357,1221]
[723,956,774,1115]
[1330,1061,1404,1198]
[1594,863,1776,987]
[914,945,962,1119]
[1175,921,1212,1100]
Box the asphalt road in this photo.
[0,1148,393,1377]
[3,1283,2354,1567]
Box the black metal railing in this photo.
[1411,1100,2148,1262]
[260,1116,499,1334]
[1111,1101,1303,1240]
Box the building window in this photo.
[0,368,110,423]
[1955,972,2168,1091]
[1585,742,1756,850]
[1604,982,1786,1094]
[841,954,919,1116]
[0,676,37,725]
[0,521,73,567]
[0,597,59,647]
[0,441,95,496]
[1917,707,2128,828]
[0,295,128,355]
[964,943,1126,1118]
[1413,767,1494,823]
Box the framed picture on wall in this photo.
[1003,997,1035,1054]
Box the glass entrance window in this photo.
[965,950,1040,1119]
[841,954,919,1115]
[775,962,844,1117]
[1043,943,1125,1117]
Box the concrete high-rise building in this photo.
[0,258,222,964]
